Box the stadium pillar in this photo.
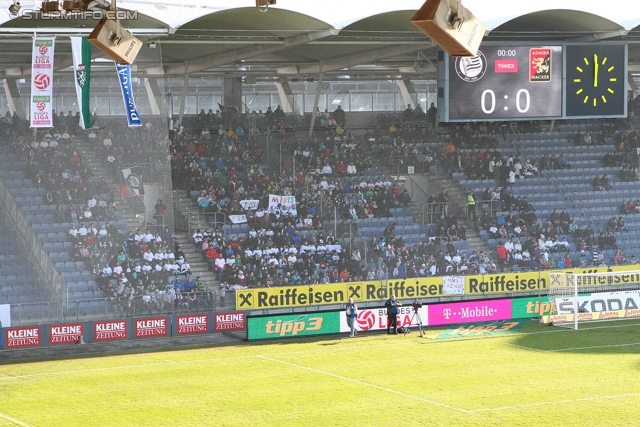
[144,78,162,116]
[3,78,20,116]
[398,78,416,109]
[178,73,189,125]
[275,77,294,113]
[308,72,324,137]
[223,77,243,112]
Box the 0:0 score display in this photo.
[447,45,563,120]
[480,89,531,114]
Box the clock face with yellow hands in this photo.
[566,44,626,117]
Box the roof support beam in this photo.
[178,71,189,123]
[398,77,416,109]
[165,28,339,75]
[287,43,432,76]
[569,29,629,42]
[308,72,324,137]
[3,79,19,115]
[275,77,294,113]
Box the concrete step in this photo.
[174,233,219,287]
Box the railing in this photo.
[509,135,615,251]
[315,191,389,280]
[8,291,223,327]
[0,175,66,307]
[389,154,432,176]
[421,202,450,225]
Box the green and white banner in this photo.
[70,37,92,130]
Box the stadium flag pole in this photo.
[573,274,578,330]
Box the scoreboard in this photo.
[438,43,627,121]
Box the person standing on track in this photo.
[385,295,402,334]
[345,297,358,337]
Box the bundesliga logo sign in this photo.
[33,73,51,90]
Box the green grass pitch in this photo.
[1,320,639,427]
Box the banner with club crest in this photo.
[71,37,92,129]
[30,37,55,128]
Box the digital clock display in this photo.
[446,45,563,120]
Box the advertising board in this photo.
[248,312,340,340]
[49,323,83,344]
[134,317,169,338]
[176,314,209,335]
[214,312,246,332]
[338,305,429,333]
[428,299,512,326]
[94,320,127,341]
[511,296,555,318]
[5,326,41,348]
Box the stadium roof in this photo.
[0,0,638,81]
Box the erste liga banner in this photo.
[30,37,55,128]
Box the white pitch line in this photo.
[0,321,639,381]
[257,355,471,414]
[0,412,33,427]
[0,342,416,381]
[470,392,640,413]
[502,342,551,352]
[503,340,640,353]
[0,355,254,381]
[545,341,640,352]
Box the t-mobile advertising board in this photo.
[339,305,429,333]
[427,299,512,326]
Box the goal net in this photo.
[542,271,640,330]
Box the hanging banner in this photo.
[70,37,92,129]
[240,200,259,210]
[443,276,465,295]
[30,37,55,128]
[115,62,142,127]
[268,194,297,217]
[229,214,248,224]
[122,167,144,196]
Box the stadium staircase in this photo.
[366,145,493,258]
[453,119,640,266]
[407,173,493,257]
[76,139,219,292]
